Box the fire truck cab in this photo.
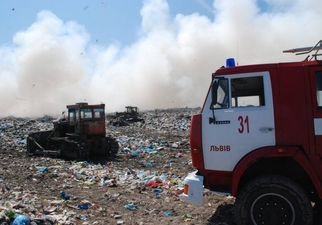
[182,40,322,225]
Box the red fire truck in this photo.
[182,40,322,225]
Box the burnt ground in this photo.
[0,108,236,225]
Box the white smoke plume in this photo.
[0,0,321,117]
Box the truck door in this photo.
[202,72,276,171]
[309,67,322,175]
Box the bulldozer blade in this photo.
[34,149,61,156]
[28,137,45,150]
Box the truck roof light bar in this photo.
[226,58,236,67]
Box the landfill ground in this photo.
[0,108,322,225]
[0,108,236,225]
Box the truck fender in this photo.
[231,146,322,199]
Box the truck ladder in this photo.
[283,39,322,61]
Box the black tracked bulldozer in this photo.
[115,106,139,121]
[27,102,119,160]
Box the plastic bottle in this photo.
[77,204,89,209]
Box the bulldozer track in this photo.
[108,138,119,155]
[62,137,89,160]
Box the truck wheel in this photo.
[313,201,322,224]
[234,175,313,225]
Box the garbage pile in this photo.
[0,108,236,225]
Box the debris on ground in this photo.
[0,108,236,225]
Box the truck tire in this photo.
[234,175,313,225]
[313,201,322,224]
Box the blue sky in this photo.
[0,0,321,117]
[1,0,217,46]
[0,0,271,47]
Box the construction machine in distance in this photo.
[115,106,140,121]
[27,102,119,160]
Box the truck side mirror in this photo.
[211,78,218,109]
[209,76,218,124]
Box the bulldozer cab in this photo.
[115,106,139,120]
[67,102,106,137]
[28,102,119,159]
[126,106,138,115]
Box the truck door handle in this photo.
[260,127,274,133]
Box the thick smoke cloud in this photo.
[0,0,321,117]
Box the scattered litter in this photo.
[0,108,221,224]
[77,204,89,210]
[12,214,31,225]
[60,191,72,200]
[124,203,137,210]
